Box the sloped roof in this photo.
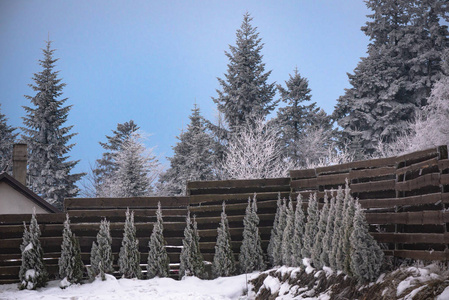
[0,172,59,213]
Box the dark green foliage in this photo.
[19,210,47,290]
[147,202,170,278]
[118,208,142,279]
[212,202,236,278]
[302,193,319,258]
[158,104,218,195]
[212,12,276,133]
[239,194,266,273]
[89,218,114,280]
[267,195,286,266]
[21,40,84,209]
[59,214,84,287]
[179,214,206,278]
[0,104,17,173]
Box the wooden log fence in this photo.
[2,146,449,283]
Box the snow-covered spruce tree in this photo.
[21,40,84,210]
[334,0,449,157]
[98,131,161,198]
[118,208,142,279]
[291,194,306,267]
[19,209,47,290]
[212,201,236,278]
[281,198,295,266]
[93,120,140,194]
[0,104,17,173]
[301,193,319,259]
[275,68,333,167]
[335,183,351,271]
[342,188,356,276]
[59,214,84,287]
[89,218,113,280]
[320,192,336,267]
[311,193,329,269]
[330,187,345,270]
[179,214,206,279]
[350,201,384,282]
[147,202,170,279]
[239,194,266,273]
[267,194,286,266]
[222,119,295,179]
[212,12,276,137]
[158,104,218,196]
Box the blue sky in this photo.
[0,0,370,177]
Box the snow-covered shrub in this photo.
[302,193,319,258]
[19,209,47,290]
[147,202,170,279]
[320,191,335,267]
[311,193,329,269]
[267,195,286,267]
[329,187,344,269]
[281,198,295,266]
[212,202,236,278]
[291,194,306,267]
[342,184,356,275]
[350,201,384,282]
[179,214,206,279]
[239,194,266,273]
[59,214,84,287]
[118,208,142,279]
[89,218,113,280]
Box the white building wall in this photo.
[0,182,49,214]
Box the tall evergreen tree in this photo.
[350,201,384,282]
[302,193,319,258]
[212,12,276,135]
[267,195,286,266]
[311,194,329,269]
[159,104,218,195]
[212,202,236,278]
[59,214,84,287]
[21,40,84,209]
[275,68,333,166]
[118,208,142,279]
[0,104,17,173]
[19,209,47,290]
[93,120,139,194]
[179,214,206,278]
[98,132,160,197]
[147,202,170,278]
[321,192,336,267]
[342,187,356,275]
[89,218,114,280]
[281,198,295,266]
[239,194,266,273]
[292,194,306,267]
[334,0,449,156]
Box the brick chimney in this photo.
[13,143,27,186]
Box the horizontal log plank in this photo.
[0,213,66,225]
[350,167,396,180]
[187,178,290,190]
[392,250,449,261]
[395,173,441,192]
[396,148,439,165]
[365,210,448,225]
[317,173,348,186]
[289,169,316,179]
[189,200,277,214]
[290,178,318,189]
[359,193,449,209]
[371,232,449,244]
[351,179,396,193]
[189,192,288,205]
[396,157,439,176]
[65,197,189,210]
[439,159,449,171]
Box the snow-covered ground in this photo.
[0,273,257,300]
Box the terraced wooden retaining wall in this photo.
[1,146,449,283]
